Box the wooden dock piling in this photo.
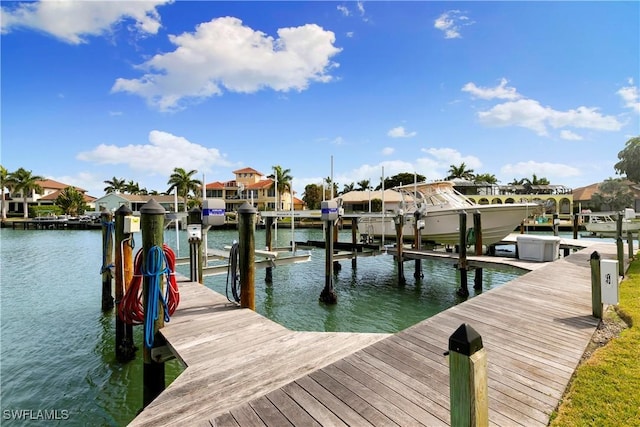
[101,210,114,311]
[114,205,136,362]
[140,199,167,407]
[238,203,257,310]
[449,323,489,427]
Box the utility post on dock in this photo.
[394,211,406,285]
[100,209,115,311]
[114,205,137,362]
[187,207,203,284]
[448,323,488,427]
[140,199,167,407]
[457,211,469,297]
[351,220,358,270]
[552,213,559,236]
[320,201,338,304]
[238,203,257,310]
[413,210,423,280]
[473,211,483,291]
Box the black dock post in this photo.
[590,251,602,319]
[414,210,423,280]
[473,211,483,291]
[101,210,115,311]
[616,213,624,277]
[320,201,338,304]
[114,205,136,362]
[140,199,167,408]
[394,212,406,285]
[265,216,273,283]
[457,211,469,297]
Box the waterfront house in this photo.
[205,167,303,212]
[5,179,96,217]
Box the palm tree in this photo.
[523,174,550,193]
[125,180,141,195]
[7,168,44,218]
[166,167,201,212]
[103,177,126,194]
[55,187,86,216]
[268,165,292,210]
[446,163,475,181]
[357,179,371,191]
[342,182,355,194]
[0,165,9,220]
[474,173,498,184]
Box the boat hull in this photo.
[584,221,640,236]
[358,204,534,246]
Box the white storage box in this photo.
[516,235,560,262]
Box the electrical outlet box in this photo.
[202,199,225,226]
[321,200,339,221]
[600,259,619,305]
[187,224,202,239]
[124,216,140,233]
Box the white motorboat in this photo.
[583,209,640,237]
[353,181,538,246]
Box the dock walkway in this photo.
[130,242,626,426]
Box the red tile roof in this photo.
[37,179,87,193]
[233,167,264,176]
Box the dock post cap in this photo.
[115,205,133,216]
[237,202,257,214]
[140,198,166,214]
[590,251,600,260]
[449,323,483,356]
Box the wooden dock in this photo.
[130,241,628,426]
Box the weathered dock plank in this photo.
[130,241,626,426]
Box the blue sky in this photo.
[2,1,639,198]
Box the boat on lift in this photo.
[353,181,538,246]
[582,209,640,237]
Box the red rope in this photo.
[118,244,180,325]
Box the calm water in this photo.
[0,225,522,426]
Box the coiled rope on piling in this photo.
[226,241,241,303]
[118,244,180,348]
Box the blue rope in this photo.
[142,245,172,349]
[100,220,115,274]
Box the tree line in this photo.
[2,136,638,218]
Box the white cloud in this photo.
[462,78,521,100]
[0,0,170,44]
[76,130,233,175]
[356,1,365,16]
[477,99,623,135]
[387,126,417,138]
[617,82,640,113]
[434,10,473,39]
[111,17,342,112]
[560,130,583,140]
[382,147,394,155]
[337,5,350,16]
[420,147,482,170]
[501,161,581,179]
[332,136,345,145]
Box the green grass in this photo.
[549,253,640,427]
